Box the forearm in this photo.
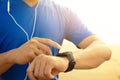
[0,50,15,75]
[73,42,111,69]
[0,64,13,75]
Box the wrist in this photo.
[55,56,69,72]
[5,49,16,64]
[56,52,76,72]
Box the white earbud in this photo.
[7,0,10,12]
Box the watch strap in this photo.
[56,52,76,72]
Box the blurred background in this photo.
[53,0,120,80]
[54,0,120,44]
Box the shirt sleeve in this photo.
[64,8,93,46]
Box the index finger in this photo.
[33,37,61,49]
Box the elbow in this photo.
[104,47,112,61]
[91,48,112,69]
[94,47,112,68]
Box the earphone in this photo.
[7,0,39,80]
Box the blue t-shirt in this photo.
[0,0,93,80]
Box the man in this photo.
[0,0,111,80]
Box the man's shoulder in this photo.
[41,0,69,11]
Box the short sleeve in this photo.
[65,9,93,46]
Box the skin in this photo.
[26,35,111,80]
[0,0,112,80]
[0,37,61,74]
[23,0,39,7]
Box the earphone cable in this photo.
[7,0,40,80]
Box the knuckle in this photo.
[49,58,55,65]
[47,48,51,52]
[27,69,31,74]
[44,72,50,78]
[46,50,51,55]
[45,39,51,43]
[26,52,36,61]
[39,54,44,57]
[35,54,43,59]
[30,38,37,44]
[29,54,35,60]
[38,73,43,78]
[28,45,36,51]
[35,55,39,59]
[34,72,38,78]
[45,46,50,52]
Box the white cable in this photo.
[30,1,39,39]
[7,0,29,40]
[7,0,40,80]
[7,0,10,12]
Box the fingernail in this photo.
[57,44,61,49]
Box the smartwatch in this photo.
[56,51,76,72]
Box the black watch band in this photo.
[56,52,76,72]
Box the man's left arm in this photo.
[27,35,111,80]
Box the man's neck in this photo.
[23,0,39,7]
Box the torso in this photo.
[0,0,67,80]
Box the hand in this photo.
[27,54,69,80]
[9,37,61,64]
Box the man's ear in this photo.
[23,0,39,7]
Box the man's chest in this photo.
[0,7,66,51]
